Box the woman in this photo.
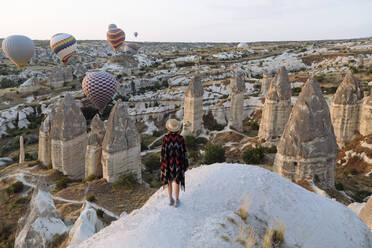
[160,119,189,208]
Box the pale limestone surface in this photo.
[359,94,372,136]
[64,66,74,83]
[50,94,87,179]
[38,110,56,166]
[19,77,41,94]
[182,76,204,136]
[274,77,337,189]
[48,69,64,88]
[330,71,364,147]
[19,136,25,164]
[229,69,245,132]
[258,66,291,141]
[85,115,105,178]
[101,100,142,183]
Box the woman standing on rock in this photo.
[160,119,189,208]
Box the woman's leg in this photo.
[174,181,180,200]
[167,180,173,200]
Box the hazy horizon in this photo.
[1,0,371,42]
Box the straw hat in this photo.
[166,119,181,132]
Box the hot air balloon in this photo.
[134,32,138,38]
[107,28,125,52]
[124,43,139,55]
[108,24,117,30]
[1,35,34,69]
[50,33,77,64]
[82,71,117,112]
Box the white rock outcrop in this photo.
[15,180,68,248]
[359,93,372,136]
[51,94,88,179]
[258,66,292,141]
[359,196,372,231]
[330,71,364,147]
[228,69,245,132]
[101,100,142,183]
[85,114,105,178]
[274,77,338,189]
[260,70,270,96]
[19,77,41,93]
[67,202,104,246]
[181,76,204,136]
[19,136,25,164]
[78,163,372,248]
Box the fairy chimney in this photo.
[85,115,105,178]
[359,93,372,136]
[229,69,245,132]
[274,77,337,189]
[330,71,364,147]
[19,136,25,164]
[101,100,142,183]
[38,109,56,166]
[261,70,270,96]
[48,69,65,89]
[63,66,74,83]
[258,66,292,141]
[182,76,204,136]
[50,94,88,179]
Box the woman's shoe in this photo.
[169,198,175,206]
[174,199,180,208]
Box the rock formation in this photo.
[67,202,104,246]
[74,64,87,79]
[359,196,372,231]
[258,66,292,141]
[214,103,227,126]
[38,110,56,166]
[359,93,372,136]
[274,77,338,189]
[50,94,88,179]
[14,180,68,248]
[101,100,142,183]
[181,76,204,136]
[19,77,41,94]
[330,71,364,147]
[260,70,270,96]
[228,69,245,132]
[48,69,64,88]
[63,66,74,83]
[85,114,105,178]
[19,136,25,164]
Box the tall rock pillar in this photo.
[274,77,338,189]
[38,109,56,166]
[228,69,245,132]
[359,94,372,136]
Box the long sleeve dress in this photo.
[160,132,189,190]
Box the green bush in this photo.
[203,144,226,165]
[141,141,148,151]
[84,174,98,182]
[291,87,302,96]
[195,137,208,145]
[242,146,265,164]
[55,176,72,190]
[203,110,225,131]
[152,130,162,137]
[184,136,197,150]
[116,173,137,188]
[86,194,96,202]
[96,208,104,218]
[144,154,161,172]
[335,183,344,191]
[0,78,19,89]
[6,181,24,195]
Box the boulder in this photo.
[359,196,372,231]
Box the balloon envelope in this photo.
[108,24,117,30]
[124,43,139,55]
[2,35,34,69]
[82,71,117,112]
[107,28,125,52]
[50,33,77,64]
[134,32,138,37]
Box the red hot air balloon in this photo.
[82,71,117,113]
[107,27,125,52]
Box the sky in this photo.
[0,0,371,42]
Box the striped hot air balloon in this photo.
[82,71,117,113]
[107,28,125,52]
[124,43,139,55]
[1,35,34,69]
[50,33,77,64]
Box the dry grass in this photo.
[236,225,257,248]
[262,221,286,248]
[238,196,250,221]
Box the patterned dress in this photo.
[160,133,189,190]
